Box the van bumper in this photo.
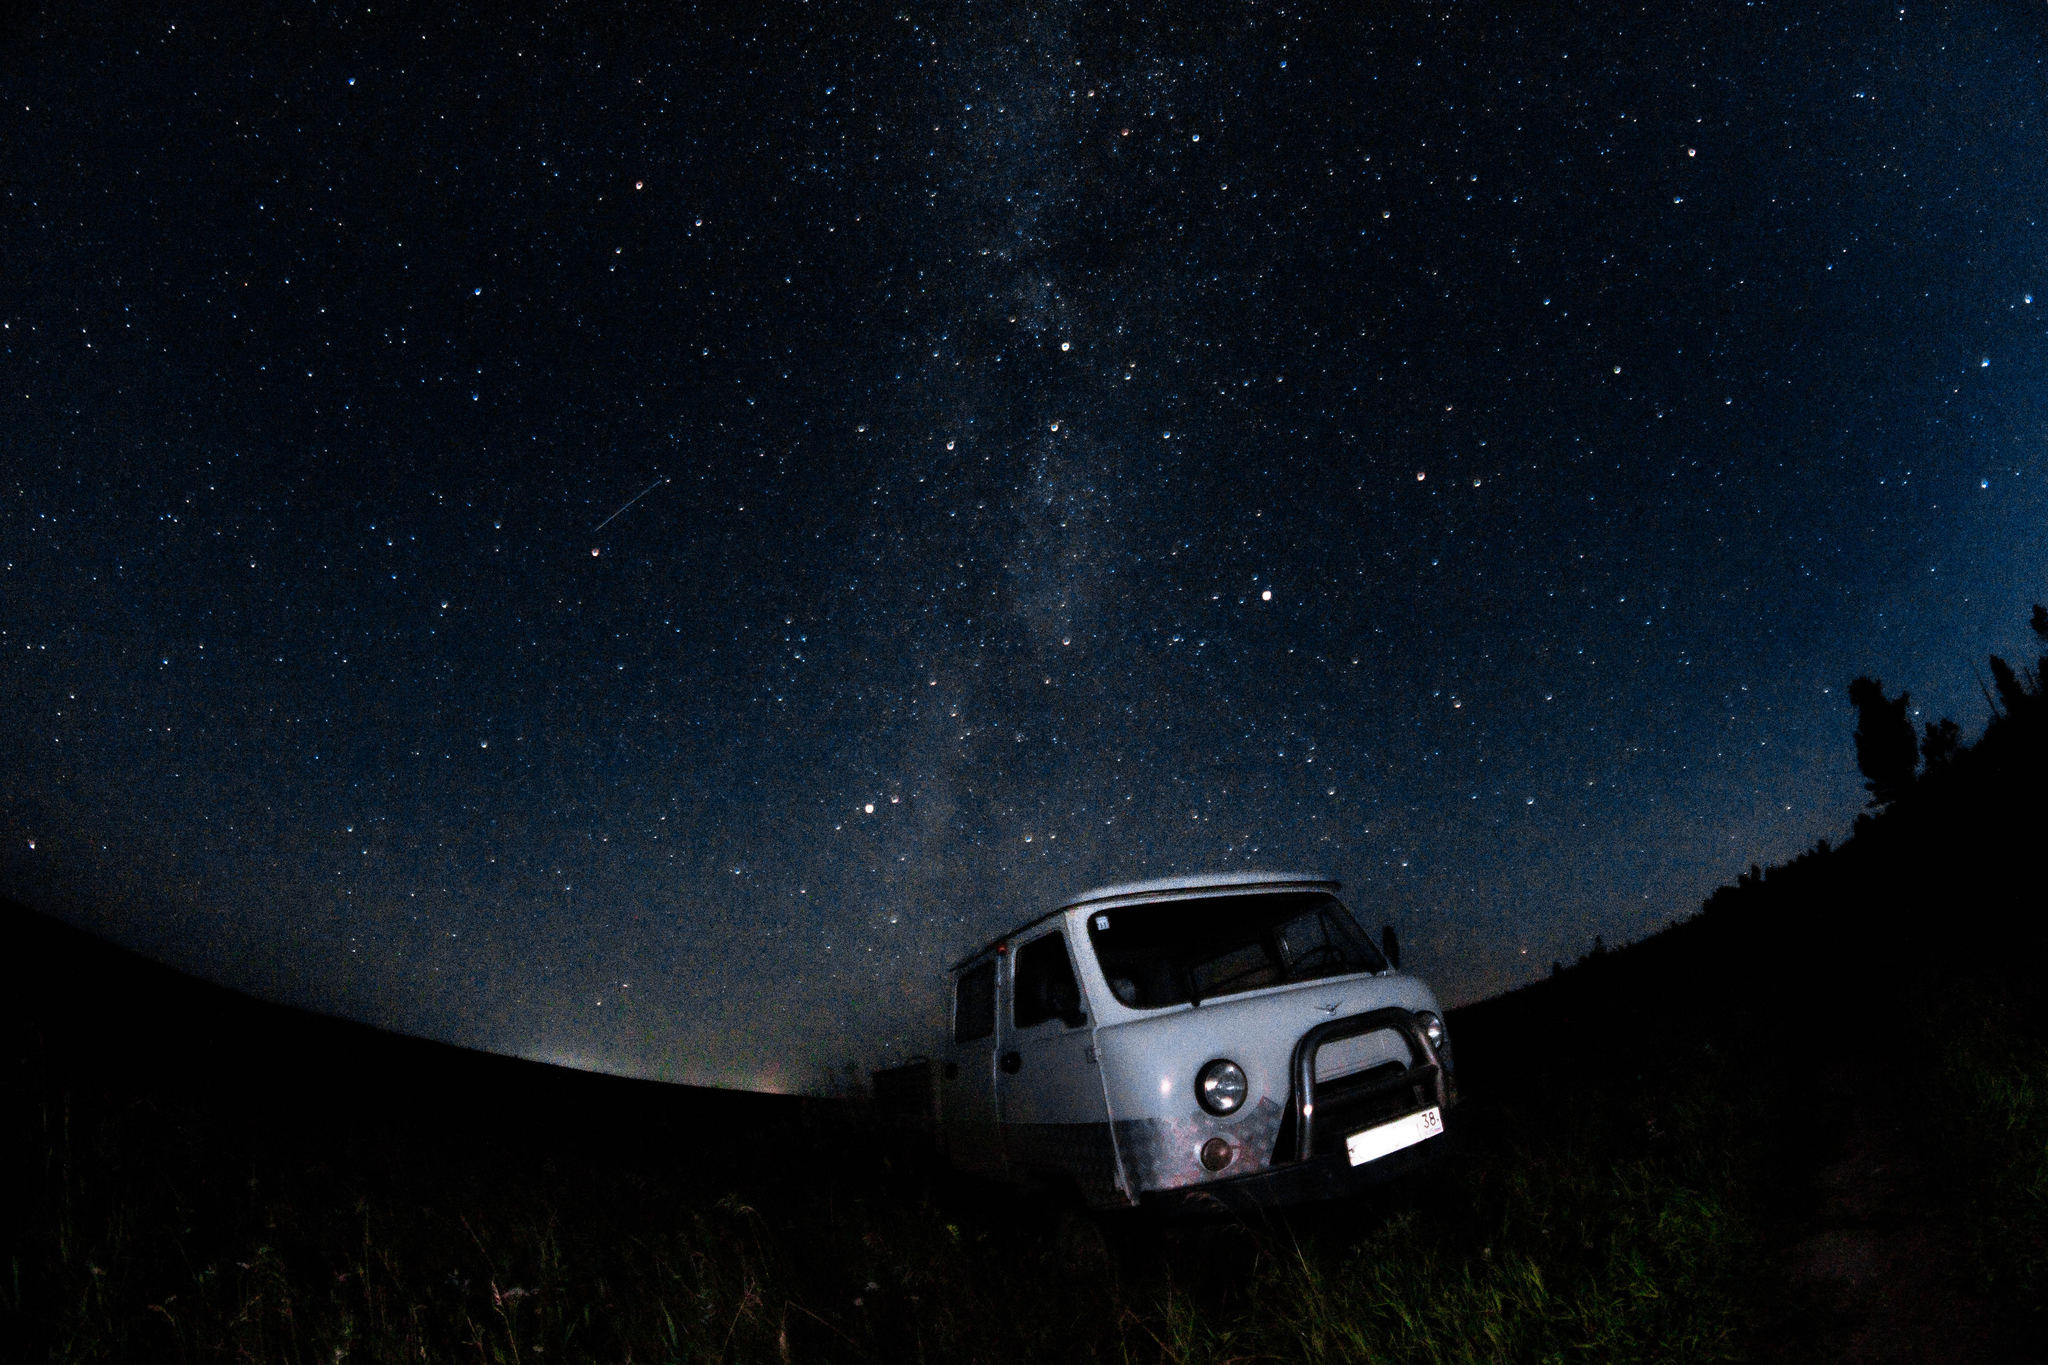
[1136,1127,1449,1216]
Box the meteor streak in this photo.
[591,474,669,535]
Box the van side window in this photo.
[1014,933,1086,1029]
[955,961,997,1043]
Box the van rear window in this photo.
[954,960,997,1042]
[1086,892,1385,1009]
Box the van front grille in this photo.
[1312,1027,1414,1083]
[1304,1061,1425,1155]
[1275,1007,1449,1164]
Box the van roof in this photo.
[948,870,1338,973]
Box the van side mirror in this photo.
[1380,925,1401,970]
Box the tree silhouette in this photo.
[1982,602,2048,719]
[1988,655,2029,717]
[1921,717,1962,770]
[1847,676,1917,806]
[2032,603,2048,702]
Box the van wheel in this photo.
[1017,1174,1110,1271]
[1054,1202,1113,1274]
[1090,1206,1165,1275]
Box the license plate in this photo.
[1345,1106,1443,1166]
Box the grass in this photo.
[7,913,2045,1363]
[9,1015,1792,1365]
[1137,1145,1759,1365]
[1943,996,2048,1331]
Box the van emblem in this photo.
[1318,1001,1343,1015]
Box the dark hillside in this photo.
[1440,625,2048,1362]
[0,900,894,1206]
[2,903,922,1363]
[3,899,824,1186]
[1453,646,2048,1095]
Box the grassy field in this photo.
[7,998,1754,1362]
[1944,996,2048,1337]
[8,881,2040,1365]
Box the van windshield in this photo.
[1084,891,1386,1009]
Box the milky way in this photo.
[4,0,2045,1090]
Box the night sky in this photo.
[5,0,2046,1091]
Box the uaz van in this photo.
[872,870,1456,1212]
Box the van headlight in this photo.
[1196,1059,1248,1115]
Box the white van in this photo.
[874,870,1457,1212]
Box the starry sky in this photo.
[4,0,2046,1091]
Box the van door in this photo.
[997,927,1114,1188]
[940,957,1004,1177]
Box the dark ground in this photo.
[6,690,2045,1360]
[5,874,2037,1363]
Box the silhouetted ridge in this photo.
[1,897,819,1181]
[1451,603,2048,1097]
